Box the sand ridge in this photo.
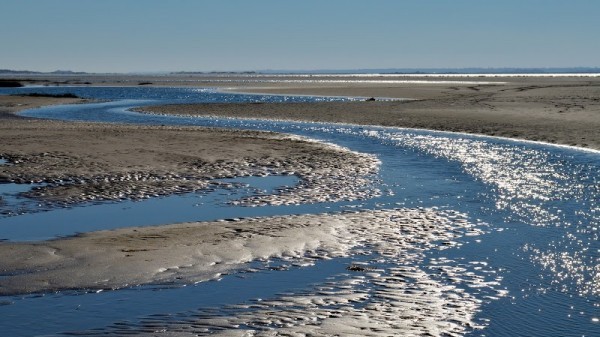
[0,207,495,336]
[1,207,497,336]
[0,97,379,208]
[0,208,479,295]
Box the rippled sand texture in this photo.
[0,105,379,209]
[0,208,500,336]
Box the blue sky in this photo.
[1,0,599,72]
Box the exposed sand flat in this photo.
[0,208,477,295]
[139,77,600,150]
[0,96,378,206]
[0,207,489,337]
[0,94,84,118]
[0,211,348,295]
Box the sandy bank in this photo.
[0,96,378,208]
[0,207,488,336]
[135,77,600,150]
[0,94,85,119]
[0,211,349,295]
[5,74,599,149]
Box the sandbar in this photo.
[134,75,600,150]
[0,95,378,206]
[0,207,489,336]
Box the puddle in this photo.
[0,182,46,218]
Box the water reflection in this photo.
[0,176,303,241]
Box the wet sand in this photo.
[0,207,474,295]
[6,73,599,149]
[0,207,490,336]
[0,96,379,293]
[0,94,85,119]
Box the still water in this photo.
[0,86,598,336]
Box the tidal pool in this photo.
[0,176,307,241]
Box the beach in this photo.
[1,74,598,284]
[0,75,598,335]
[5,74,598,149]
[133,74,600,150]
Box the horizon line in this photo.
[2,66,600,76]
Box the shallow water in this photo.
[0,176,303,241]
[2,256,357,336]
[0,85,358,104]
[0,87,598,336]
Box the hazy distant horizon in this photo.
[2,67,600,76]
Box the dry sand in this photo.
[134,75,600,150]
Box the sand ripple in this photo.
[11,208,505,336]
